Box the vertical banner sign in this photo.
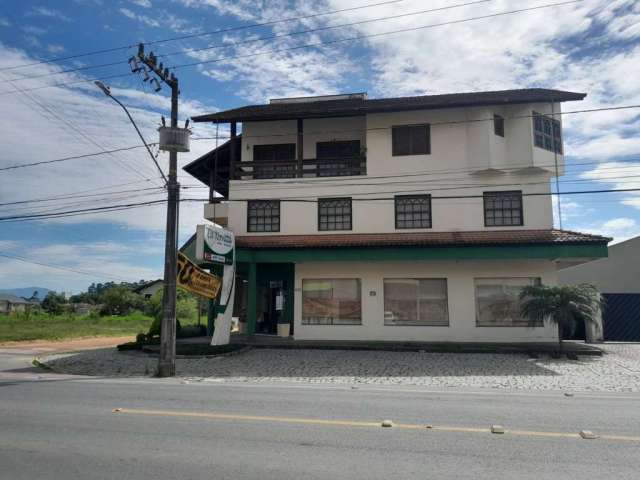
[196,224,235,345]
[176,252,221,299]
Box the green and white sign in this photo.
[196,224,236,346]
[196,224,234,265]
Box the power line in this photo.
[192,104,640,142]
[1,187,638,223]
[0,252,129,281]
[0,186,164,207]
[3,0,408,71]
[0,72,161,184]
[7,0,492,82]
[0,144,157,171]
[0,190,167,216]
[3,103,638,173]
[0,0,583,96]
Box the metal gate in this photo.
[603,294,640,341]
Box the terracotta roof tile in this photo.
[235,229,610,249]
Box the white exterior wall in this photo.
[559,236,640,293]
[220,103,562,235]
[293,260,559,343]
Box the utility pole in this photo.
[135,43,184,377]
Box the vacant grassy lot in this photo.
[0,312,156,343]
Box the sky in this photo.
[0,0,639,293]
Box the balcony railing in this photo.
[233,156,366,180]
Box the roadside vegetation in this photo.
[0,282,207,343]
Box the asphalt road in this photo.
[1,351,640,479]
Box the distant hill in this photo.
[0,287,52,300]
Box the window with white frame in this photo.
[395,195,432,229]
[533,111,562,154]
[484,191,523,227]
[302,278,362,325]
[318,198,352,231]
[384,279,449,326]
[475,277,542,327]
[247,200,280,232]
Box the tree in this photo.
[99,286,142,316]
[146,289,198,337]
[41,291,66,315]
[519,284,603,352]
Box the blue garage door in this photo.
[603,294,640,341]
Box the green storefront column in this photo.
[246,262,257,335]
[207,299,216,337]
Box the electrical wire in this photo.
[3,103,638,173]
[0,0,583,96]
[1,187,638,224]
[3,0,409,71]
[0,252,129,280]
[6,0,492,82]
[0,72,161,184]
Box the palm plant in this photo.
[519,284,603,352]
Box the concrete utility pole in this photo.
[136,44,182,377]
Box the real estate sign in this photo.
[196,224,234,265]
[177,252,221,299]
[195,224,236,346]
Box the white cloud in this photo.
[131,0,152,7]
[29,6,71,22]
[46,44,65,54]
[0,17,11,27]
[0,43,217,237]
[581,161,640,211]
[575,216,640,244]
[0,240,19,251]
[119,7,159,27]
[0,241,162,292]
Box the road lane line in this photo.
[113,408,640,442]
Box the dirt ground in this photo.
[0,336,132,354]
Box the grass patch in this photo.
[0,311,206,343]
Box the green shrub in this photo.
[178,324,207,338]
[147,317,182,338]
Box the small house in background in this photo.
[133,279,164,300]
[560,235,640,341]
[0,294,32,314]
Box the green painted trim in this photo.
[247,262,257,335]
[236,244,607,263]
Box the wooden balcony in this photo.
[233,156,366,180]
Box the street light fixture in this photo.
[94,81,167,185]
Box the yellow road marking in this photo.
[113,408,640,443]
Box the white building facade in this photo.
[186,89,609,343]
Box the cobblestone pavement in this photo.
[40,343,640,392]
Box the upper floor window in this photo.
[484,191,523,227]
[392,124,430,156]
[318,198,352,231]
[247,200,280,232]
[395,195,432,229]
[532,112,562,154]
[493,114,505,137]
[253,143,296,179]
[316,140,362,177]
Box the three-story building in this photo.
[185,88,609,343]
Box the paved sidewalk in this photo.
[0,336,130,382]
[40,343,640,392]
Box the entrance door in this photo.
[256,281,286,335]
